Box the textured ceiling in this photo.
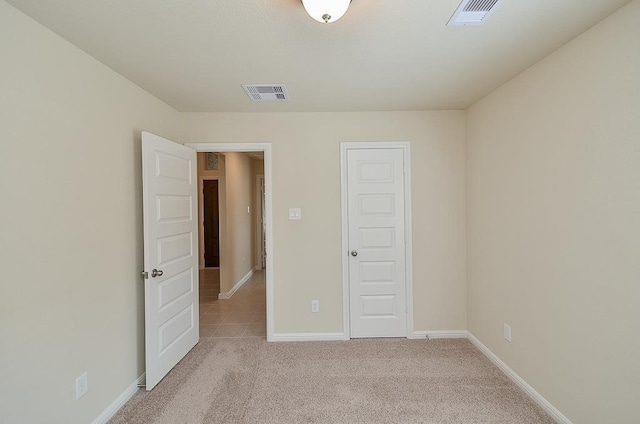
[5,0,631,112]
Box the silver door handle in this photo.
[151,269,164,278]
[351,250,358,257]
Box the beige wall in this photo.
[0,2,181,423]
[217,155,229,289]
[251,159,265,269]
[465,1,640,423]
[218,152,256,293]
[197,152,220,178]
[182,111,468,334]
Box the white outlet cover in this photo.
[311,299,320,313]
[289,208,302,220]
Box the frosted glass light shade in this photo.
[302,0,351,24]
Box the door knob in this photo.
[151,269,164,278]
[351,250,358,257]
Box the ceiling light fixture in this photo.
[301,0,351,24]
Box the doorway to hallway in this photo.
[188,142,274,341]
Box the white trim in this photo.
[92,373,145,424]
[340,141,414,339]
[402,144,414,336]
[255,174,265,271]
[271,332,346,342]
[467,333,573,424]
[340,146,351,338]
[218,268,255,299]
[410,330,468,339]
[185,143,275,341]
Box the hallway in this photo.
[199,269,266,338]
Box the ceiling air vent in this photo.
[242,84,289,102]
[448,0,503,26]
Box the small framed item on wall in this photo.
[206,152,218,170]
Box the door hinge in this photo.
[141,271,149,279]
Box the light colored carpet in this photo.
[109,338,554,423]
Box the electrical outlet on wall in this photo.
[289,208,302,220]
[311,300,320,313]
[504,323,512,342]
[75,372,88,399]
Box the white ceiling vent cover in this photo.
[242,84,289,101]
[448,0,503,26]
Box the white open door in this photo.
[142,132,198,390]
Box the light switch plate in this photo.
[504,323,512,342]
[288,208,302,220]
[76,372,88,399]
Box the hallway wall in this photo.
[218,152,255,294]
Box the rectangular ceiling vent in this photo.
[447,0,503,26]
[242,84,289,101]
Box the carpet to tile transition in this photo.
[109,338,554,424]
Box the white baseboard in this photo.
[218,268,254,299]
[92,373,145,424]
[467,333,572,424]
[411,330,468,339]
[270,332,346,342]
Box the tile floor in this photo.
[198,269,266,339]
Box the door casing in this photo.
[255,174,265,271]
[340,141,414,339]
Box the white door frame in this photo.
[186,143,274,341]
[340,141,414,339]
[198,175,219,269]
[255,174,265,271]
